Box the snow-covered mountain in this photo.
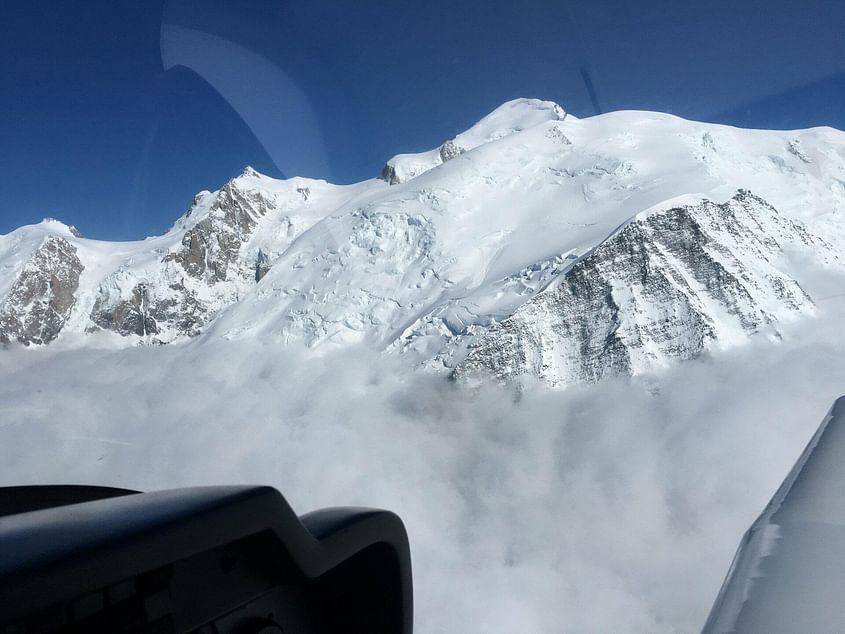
[2,98,844,387]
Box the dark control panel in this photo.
[0,485,412,634]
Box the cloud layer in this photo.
[2,295,845,632]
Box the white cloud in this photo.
[2,298,845,632]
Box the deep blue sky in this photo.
[2,0,844,240]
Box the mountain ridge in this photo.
[2,98,844,387]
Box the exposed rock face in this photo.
[89,280,206,339]
[456,192,823,387]
[0,237,83,345]
[167,180,273,284]
[87,174,302,341]
[90,283,158,337]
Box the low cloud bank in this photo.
[2,299,845,632]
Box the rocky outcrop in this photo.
[167,180,273,284]
[456,192,822,387]
[0,236,83,345]
[381,162,401,186]
[254,249,271,282]
[90,283,158,337]
[86,174,307,341]
[89,280,207,339]
[438,139,465,163]
[381,138,466,186]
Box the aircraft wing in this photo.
[703,396,845,633]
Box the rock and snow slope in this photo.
[2,98,844,386]
[0,171,375,346]
[456,191,831,386]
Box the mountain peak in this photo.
[477,97,570,125]
[37,217,84,239]
[381,97,570,185]
[239,165,261,179]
